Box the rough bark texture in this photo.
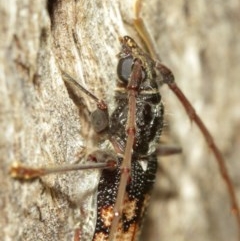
[1,0,240,241]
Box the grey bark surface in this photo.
[1,0,240,241]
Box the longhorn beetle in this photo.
[10,34,240,240]
[10,3,240,239]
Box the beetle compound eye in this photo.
[117,56,133,84]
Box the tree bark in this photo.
[1,0,240,241]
